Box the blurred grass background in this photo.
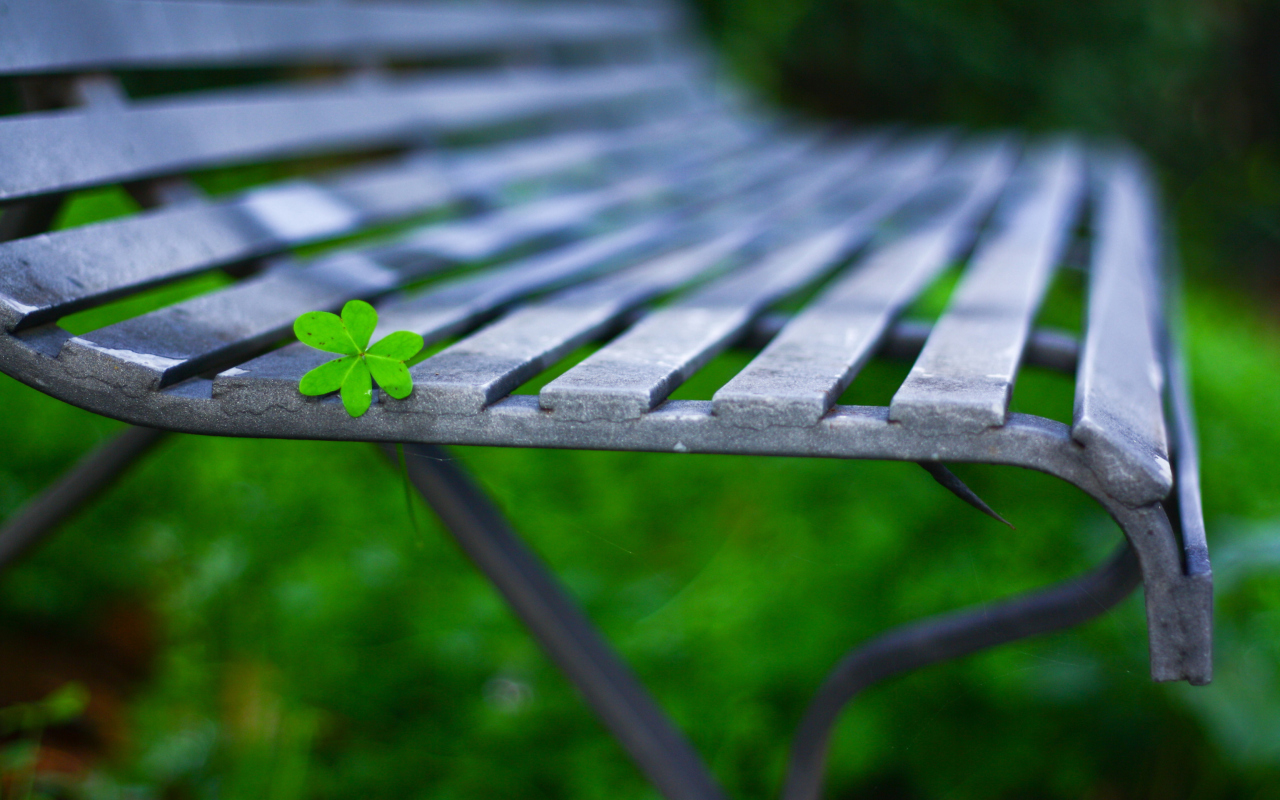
[2,0,1279,798]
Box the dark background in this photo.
[689,0,1280,294]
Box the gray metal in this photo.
[0,0,679,76]
[407,137,887,416]
[0,150,1210,689]
[709,139,1016,429]
[0,61,697,202]
[0,115,740,331]
[1071,151,1174,507]
[210,133,829,406]
[1161,256,1211,645]
[0,74,202,572]
[743,315,1081,374]
[537,136,953,423]
[888,141,1084,432]
[214,218,684,406]
[0,321,1213,684]
[61,130,801,393]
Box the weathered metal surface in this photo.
[1072,151,1174,506]
[0,116,736,332]
[410,136,886,416]
[59,130,803,392]
[709,138,1016,429]
[0,62,697,201]
[888,140,1084,432]
[537,136,952,423]
[0,0,678,76]
[58,180,665,391]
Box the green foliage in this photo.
[1,3,1278,797]
[688,0,1279,291]
[1,283,1279,798]
[0,684,89,736]
[0,684,90,800]
[295,301,424,417]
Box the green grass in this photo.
[2,271,1280,798]
[5,158,1279,800]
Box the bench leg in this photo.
[390,443,1143,800]
[0,426,168,570]
[388,442,728,800]
[781,542,1140,800]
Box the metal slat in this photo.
[0,62,695,202]
[368,123,806,268]
[66,129,792,393]
[58,176,684,391]
[210,132,835,407]
[0,0,677,76]
[710,139,1018,428]
[405,137,886,416]
[379,178,663,264]
[1071,152,1173,506]
[407,233,754,416]
[0,115,742,332]
[213,217,681,408]
[887,141,1084,432]
[538,136,952,422]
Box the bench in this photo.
[0,2,1211,799]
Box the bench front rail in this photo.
[0,2,1210,799]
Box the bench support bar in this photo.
[391,441,1150,800]
[781,543,1140,800]
[391,442,729,800]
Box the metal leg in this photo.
[0,426,168,570]
[388,443,727,800]
[780,542,1141,800]
[390,443,1145,800]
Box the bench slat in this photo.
[408,233,760,417]
[886,141,1084,432]
[371,176,670,267]
[56,127,783,390]
[0,0,676,76]
[1071,152,1173,505]
[372,129,809,267]
[708,139,1018,429]
[207,134,825,402]
[0,116,735,332]
[57,177,684,390]
[212,217,685,405]
[407,137,886,416]
[537,137,952,422]
[0,62,694,201]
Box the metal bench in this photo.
[0,1,1211,799]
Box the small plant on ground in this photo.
[294,300,424,417]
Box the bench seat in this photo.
[0,2,1212,798]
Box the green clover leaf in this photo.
[294,300,424,417]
